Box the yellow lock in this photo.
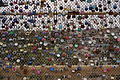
[6,62,10,65]
[20,49,24,52]
[28,43,31,46]
[46,47,48,50]
[0,42,3,45]
[5,50,8,53]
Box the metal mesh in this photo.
[0,0,120,80]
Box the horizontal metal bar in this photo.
[0,12,119,15]
[14,65,119,68]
